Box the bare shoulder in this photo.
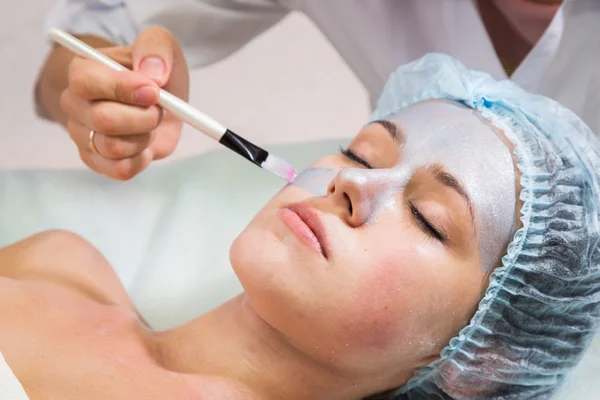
[0,230,133,308]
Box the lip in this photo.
[279,202,329,258]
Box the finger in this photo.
[99,45,134,70]
[66,119,156,160]
[61,88,163,136]
[60,88,89,126]
[80,147,154,181]
[132,26,183,89]
[89,100,162,136]
[94,130,155,161]
[150,111,182,160]
[66,118,91,153]
[68,56,159,106]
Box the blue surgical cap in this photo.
[370,53,600,399]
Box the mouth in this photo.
[279,202,328,258]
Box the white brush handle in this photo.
[48,28,227,141]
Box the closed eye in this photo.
[408,202,447,242]
[339,146,373,169]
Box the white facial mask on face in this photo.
[294,100,517,271]
[291,168,337,196]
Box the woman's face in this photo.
[231,100,518,389]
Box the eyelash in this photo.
[408,202,447,242]
[341,147,446,242]
[339,147,372,169]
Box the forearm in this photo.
[35,35,114,126]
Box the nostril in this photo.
[344,193,353,215]
[327,182,335,196]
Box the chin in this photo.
[230,226,260,281]
[230,218,288,290]
[230,226,287,319]
[230,221,308,317]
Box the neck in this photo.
[488,0,560,45]
[154,294,370,400]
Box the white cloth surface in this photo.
[0,353,29,400]
[43,0,600,135]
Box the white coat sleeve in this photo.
[43,0,291,66]
[37,0,290,119]
[43,0,140,46]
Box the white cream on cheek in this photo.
[291,168,337,196]
[292,100,516,271]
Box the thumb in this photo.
[132,26,179,87]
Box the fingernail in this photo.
[133,86,159,106]
[139,57,165,81]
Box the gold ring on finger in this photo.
[88,129,102,156]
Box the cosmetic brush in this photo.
[48,28,297,182]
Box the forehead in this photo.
[388,100,499,148]
[384,100,510,178]
[384,99,517,270]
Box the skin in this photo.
[35,3,560,179]
[489,0,563,45]
[479,0,562,74]
[0,111,520,399]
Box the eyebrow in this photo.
[372,120,404,144]
[428,164,475,228]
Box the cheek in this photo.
[230,208,292,286]
[331,238,477,356]
[335,253,423,351]
[254,155,340,212]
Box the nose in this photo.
[327,168,385,227]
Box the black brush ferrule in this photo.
[219,129,268,166]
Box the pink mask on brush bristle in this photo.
[261,154,297,182]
